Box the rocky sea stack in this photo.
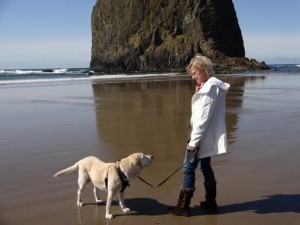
[90,0,269,74]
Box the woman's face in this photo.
[189,66,208,84]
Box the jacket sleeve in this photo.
[189,86,218,147]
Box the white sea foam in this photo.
[17,70,43,74]
[53,69,68,73]
[0,73,179,85]
[0,77,93,85]
[0,68,70,74]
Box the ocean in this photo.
[0,64,299,85]
[0,68,179,85]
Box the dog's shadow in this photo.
[82,198,169,216]
[125,198,169,216]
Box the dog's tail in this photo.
[53,163,78,178]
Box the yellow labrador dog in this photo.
[53,153,153,219]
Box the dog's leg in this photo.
[77,185,85,206]
[77,169,89,206]
[105,190,114,219]
[93,186,104,205]
[118,192,130,213]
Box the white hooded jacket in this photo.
[189,77,230,159]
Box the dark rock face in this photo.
[90,0,268,73]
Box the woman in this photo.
[169,55,230,216]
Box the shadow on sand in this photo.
[218,194,300,214]
[194,194,300,215]
[79,194,299,218]
[128,194,300,216]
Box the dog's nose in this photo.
[150,155,154,159]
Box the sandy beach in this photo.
[0,73,299,225]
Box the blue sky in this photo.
[0,0,299,69]
[233,0,300,64]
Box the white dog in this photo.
[53,153,153,219]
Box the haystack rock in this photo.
[90,0,269,73]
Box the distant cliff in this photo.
[90,0,268,73]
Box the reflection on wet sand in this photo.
[223,75,265,144]
[73,75,267,224]
[92,75,265,160]
[92,78,193,161]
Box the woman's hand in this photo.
[186,145,198,151]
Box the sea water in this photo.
[0,64,299,86]
[0,67,179,85]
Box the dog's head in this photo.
[119,153,153,180]
[129,153,153,168]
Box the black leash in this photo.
[138,161,188,188]
[138,150,198,188]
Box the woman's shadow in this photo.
[197,194,300,215]
[127,194,300,216]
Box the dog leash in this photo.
[138,150,198,188]
[138,161,188,188]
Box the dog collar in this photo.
[116,160,130,192]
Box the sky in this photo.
[0,0,299,69]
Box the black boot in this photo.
[200,183,218,209]
[169,188,194,217]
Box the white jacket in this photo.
[189,77,230,159]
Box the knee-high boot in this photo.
[169,188,194,217]
[200,182,217,209]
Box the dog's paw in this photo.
[122,207,131,213]
[77,202,84,207]
[106,213,114,219]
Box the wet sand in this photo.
[0,74,299,225]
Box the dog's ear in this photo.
[132,153,143,167]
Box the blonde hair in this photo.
[186,54,215,77]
